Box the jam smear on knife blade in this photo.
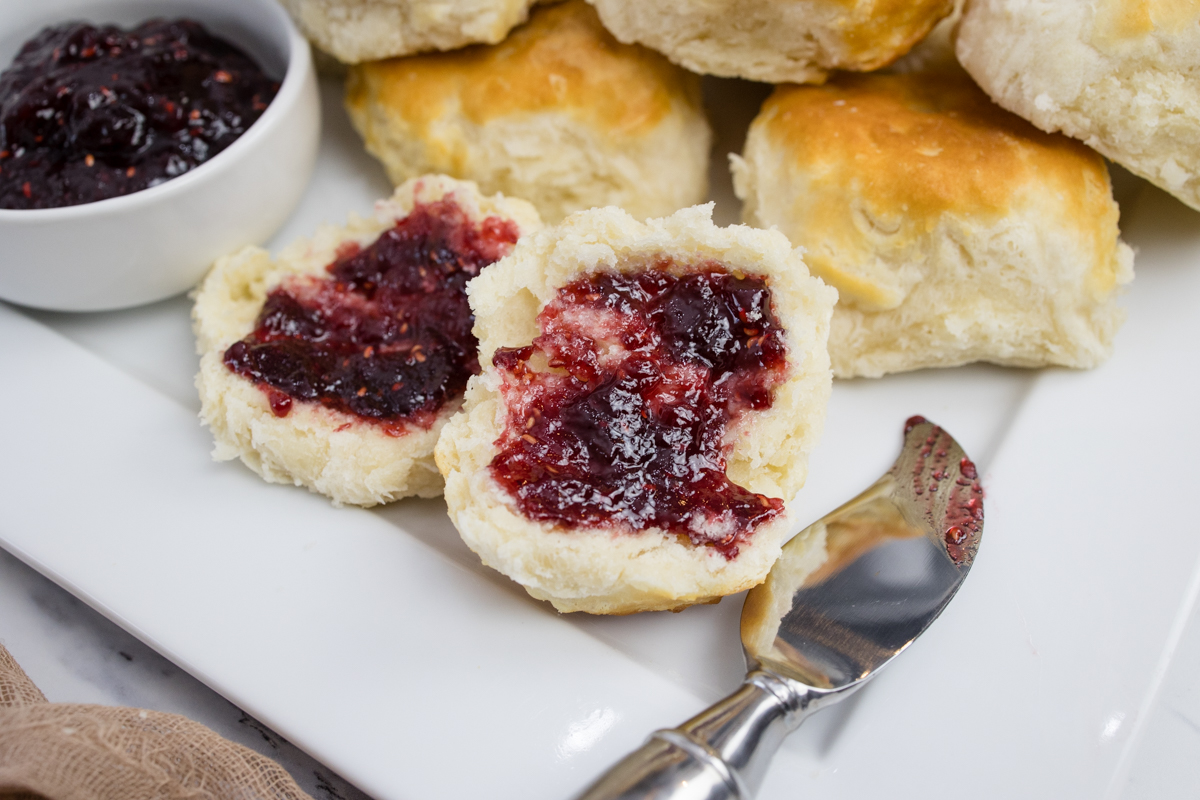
[903,416,984,565]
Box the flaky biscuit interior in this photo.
[193,175,540,507]
[435,205,836,613]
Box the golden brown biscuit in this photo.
[732,70,1135,378]
[586,0,955,84]
[279,0,538,63]
[435,205,836,614]
[957,0,1200,212]
[344,1,711,223]
[194,176,540,506]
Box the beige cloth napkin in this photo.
[0,644,314,800]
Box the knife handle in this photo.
[572,671,819,800]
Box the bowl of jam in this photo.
[0,0,319,311]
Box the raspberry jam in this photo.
[904,417,984,566]
[489,266,790,558]
[943,456,984,565]
[0,19,278,210]
[224,197,520,430]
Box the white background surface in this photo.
[2,76,1200,798]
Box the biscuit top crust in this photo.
[223,193,519,431]
[344,1,691,138]
[757,71,1122,309]
[1092,0,1200,45]
[831,0,956,67]
[487,262,789,558]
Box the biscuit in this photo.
[957,0,1200,212]
[435,205,836,614]
[279,0,538,63]
[194,175,540,506]
[586,0,955,84]
[887,1,962,75]
[344,1,711,223]
[732,70,1135,378]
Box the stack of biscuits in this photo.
[191,0,1194,613]
[339,0,712,223]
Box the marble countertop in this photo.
[4,537,1199,799]
[0,546,373,800]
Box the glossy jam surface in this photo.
[489,266,790,558]
[904,416,984,566]
[224,198,520,430]
[0,19,278,209]
[943,456,984,566]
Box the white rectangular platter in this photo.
[2,77,1200,799]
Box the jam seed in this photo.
[84,154,95,167]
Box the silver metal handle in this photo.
[573,672,833,800]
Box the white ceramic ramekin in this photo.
[0,0,320,311]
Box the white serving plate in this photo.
[2,76,1200,799]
